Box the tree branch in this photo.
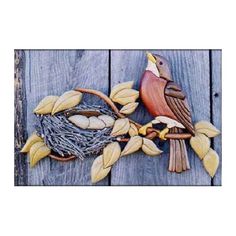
[75,87,193,140]
[49,154,76,162]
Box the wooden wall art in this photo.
[20,52,220,184]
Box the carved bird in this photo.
[139,52,195,172]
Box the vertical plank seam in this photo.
[14,50,28,186]
[209,50,214,186]
[108,50,112,186]
[29,51,32,93]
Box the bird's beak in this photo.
[146,52,156,64]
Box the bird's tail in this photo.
[168,127,190,173]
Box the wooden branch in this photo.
[75,87,193,140]
[75,88,192,142]
[117,132,192,142]
[75,88,125,118]
[49,154,76,162]
[48,88,192,162]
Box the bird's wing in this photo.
[164,81,195,135]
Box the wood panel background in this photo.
[14,49,222,186]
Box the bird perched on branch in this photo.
[139,52,195,173]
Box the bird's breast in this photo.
[140,71,178,120]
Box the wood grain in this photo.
[211,50,222,186]
[14,50,28,186]
[15,50,222,186]
[110,50,212,185]
[23,50,109,185]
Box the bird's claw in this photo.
[159,127,169,140]
[139,122,152,135]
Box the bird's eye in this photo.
[159,61,163,65]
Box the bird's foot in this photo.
[139,122,153,135]
[159,127,169,140]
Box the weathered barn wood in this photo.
[111,50,213,185]
[211,50,222,186]
[22,50,109,185]
[14,50,221,186]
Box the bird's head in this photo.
[146,52,172,81]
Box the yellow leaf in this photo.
[120,102,139,115]
[142,138,163,156]
[103,142,121,168]
[34,96,59,114]
[91,155,111,184]
[29,142,51,167]
[203,148,219,177]
[195,120,220,137]
[128,123,139,137]
[51,90,82,115]
[110,81,134,99]
[190,133,210,159]
[111,118,130,136]
[121,136,142,156]
[112,89,139,105]
[21,133,43,153]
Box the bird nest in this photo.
[35,104,117,160]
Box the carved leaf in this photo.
[111,118,130,136]
[68,115,89,129]
[29,142,51,167]
[128,123,139,137]
[121,136,143,156]
[142,138,163,156]
[34,96,59,114]
[21,133,43,153]
[195,121,220,138]
[51,90,82,115]
[110,81,134,99]
[91,155,111,184]
[203,148,219,177]
[112,89,139,105]
[120,102,139,115]
[98,115,115,127]
[103,142,121,168]
[88,116,106,129]
[190,133,210,159]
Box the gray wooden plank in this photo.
[110,50,212,185]
[211,50,222,186]
[24,50,109,185]
[14,50,28,186]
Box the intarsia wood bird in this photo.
[139,52,195,173]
